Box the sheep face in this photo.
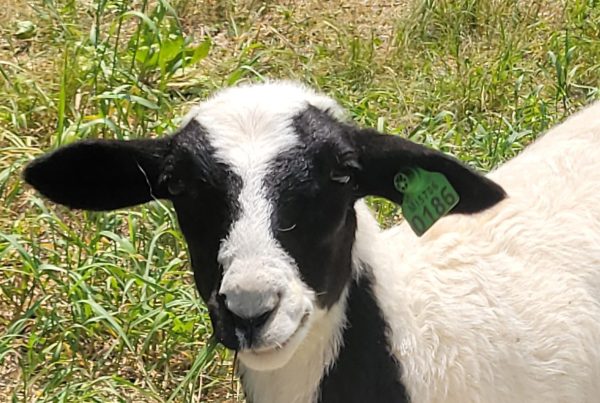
[170,107,360,371]
[24,82,505,371]
[169,85,363,370]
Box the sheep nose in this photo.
[218,259,282,344]
[218,288,278,346]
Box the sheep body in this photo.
[367,102,600,402]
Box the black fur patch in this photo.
[167,120,243,349]
[318,270,410,403]
[23,136,172,211]
[266,107,360,308]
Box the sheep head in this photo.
[24,81,505,370]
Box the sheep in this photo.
[24,81,600,403]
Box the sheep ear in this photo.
[23,137,172,211]
[352,129,506,214]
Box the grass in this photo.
[0,0,598,401]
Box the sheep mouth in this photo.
[245,312,310,356]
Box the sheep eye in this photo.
[330,153,360,184]
[330,171,351,184]
[168,178,186,196]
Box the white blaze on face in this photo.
[186,81,346,370]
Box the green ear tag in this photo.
[394,168,460,237]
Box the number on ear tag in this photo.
[393,168,460,236]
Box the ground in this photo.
[0,0,599,401]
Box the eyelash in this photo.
[330,172,351,184]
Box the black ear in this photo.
[23,137,172,211]
[352,128,506,214]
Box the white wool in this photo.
[362,102,600,402]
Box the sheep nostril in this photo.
[230,306,276,345]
